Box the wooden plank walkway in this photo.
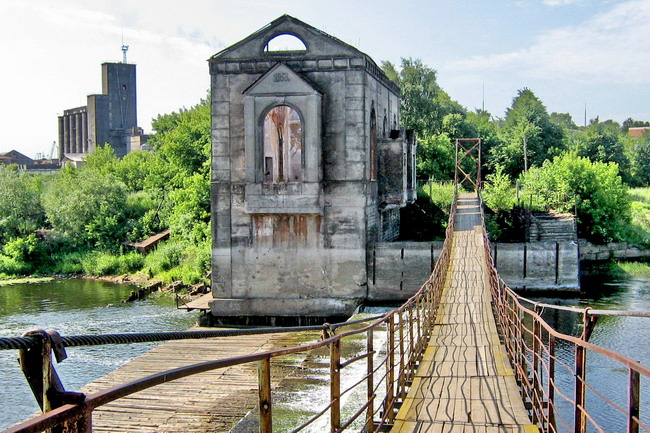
[391,194,539,433]
[80,328,318,432]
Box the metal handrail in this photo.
[478,191,649,433]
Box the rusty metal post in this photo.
[365,329,374,433]
[548,335,556,433]
[408,306,414,364]
[574,344,587,433]
[532,306,542,425]
[258,357,272,433]
[629,367,640,433]
[330,339,341,433]
[386,315,396,423]
[398,309,405,399]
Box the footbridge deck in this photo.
[391,194,536,432]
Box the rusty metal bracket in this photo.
[19,329,85,412]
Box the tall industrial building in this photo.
[58,61,138,159]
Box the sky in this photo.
[1,0,649,158]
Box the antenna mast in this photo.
[121,44,129,63]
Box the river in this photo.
[0,278,197,430]
[0,268,649,432]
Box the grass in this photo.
[610,261,650,277]
[625,188,650,247]
[418,181,456,213]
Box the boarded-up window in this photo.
[263,105,302,183]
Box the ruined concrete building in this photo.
[210,15,416,322]
[58,61,145,160]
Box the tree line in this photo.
[383,58,650,244]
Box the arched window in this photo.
[264,34,307,52]
[370,103,377,181]
[263,105,302,183]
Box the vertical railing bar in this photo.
[629,367,640,433]
[574,344,587,433]
[399,309,405,400]
[330,339,341,433]
[548,334,556,433]
[386,315,396,424]
[258,357,272,433]
[365,329,374,433]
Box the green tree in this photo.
[83,145,118,174]
[621,118,650,134]
[631,133,650,186]
[42,169,128,249]
[550,112,578,130]
[492,89,565,177]
[0,166,45,244]
[519,153,630,242]
[574,121,631,184]
[148,99,211,187]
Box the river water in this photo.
[0,268,649,432]
[0,279,197,430]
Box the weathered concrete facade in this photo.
[209,15,416,320]
[58,62,138,159]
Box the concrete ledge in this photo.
[210,297,360,317]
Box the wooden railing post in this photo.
[258,357,272,433]
[629,367,640,433]
[365,329,374,432]
[330,339,341,433]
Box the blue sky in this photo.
[1,0,649,158]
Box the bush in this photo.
[143,240,187,276]
[482,166,515,212]
[81,251,145,276]
[0,254,30,277]
[520,153,630,242]
[419,181,455,212]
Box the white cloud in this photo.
[446,0,650,85]
[543,0,582,6]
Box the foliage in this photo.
[631,134,650,187]
[482,166,515,212]
[574,121,631,184]
[419,181,456,211]
[400,188,448,241]
[491,89,565,177]
[519,153,630,242]
[550,112,578,130]
[621,118,650,134]
[81,251,144,276]
[0,166,46,244]
[416,134,455,180]
[42,168,128,249]
[143,239,210,284]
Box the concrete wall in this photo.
[579,239,650,261]
[368,240,580,300]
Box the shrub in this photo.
[519,153,630,242]
[0,254,29,277]
[81,251,145,276]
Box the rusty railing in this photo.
[479,192,650,433]
[2,196,458,433]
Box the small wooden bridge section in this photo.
[391,194,536,432]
